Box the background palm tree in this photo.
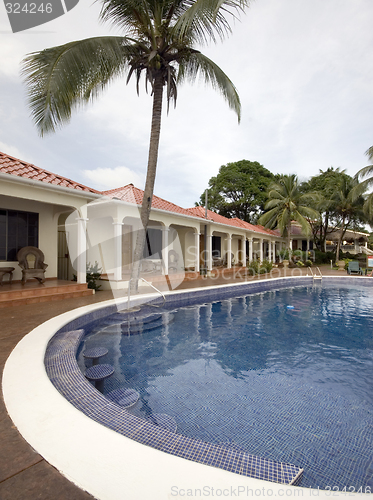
[258,174,319,251]
[331,176,365,260]
[354,146,373,220]
[22,0,249,291]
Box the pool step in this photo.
[103,312,170,335]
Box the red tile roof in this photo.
[1,151,280,237]
[103,184,194,216]
[0,151,100,194]
[185,207,280,236]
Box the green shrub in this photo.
[247,259,273,275]
[247,260,260,275]
[74,261,102,290]
[261,259,273,273]
[279,248,290,260]
[296,261,305,267]
[314,250,335,264]
[305,260,312,267]
[292,249,304,262]
[86,261,102,290]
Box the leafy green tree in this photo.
[331,176,366,259]
[354,146,373,220]
[22,0,249,290]
[301,167,348,251]
[258,174,319,250]
[198,160,275,223]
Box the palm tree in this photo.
[331,176,365,260]
[21,0,249,291]
[258,174,319,251]
[354,146,373,219]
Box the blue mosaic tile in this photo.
[42,278,319,486]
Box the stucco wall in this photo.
[0,195,60,281]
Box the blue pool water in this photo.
[79,283,373,490]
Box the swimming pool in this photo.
[78,282,373,491]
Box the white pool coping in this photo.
[2,279,367,499]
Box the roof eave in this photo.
[0,172,102,200]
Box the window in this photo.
[212,236,221,258]
[0,209,39,261]
[143,228,162,259]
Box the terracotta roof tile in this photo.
[0,151,101,194]
[102,184,194,216]
[0,150,282,238]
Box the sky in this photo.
[0,0,373,208]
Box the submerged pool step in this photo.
[103,312,168,335]
[47,327,305,487]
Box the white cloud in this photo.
[82,166,145,191]
[0,141,23,159]
[1,0,373,207]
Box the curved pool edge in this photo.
[2,276,370,500]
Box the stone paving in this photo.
[0,265,350,499]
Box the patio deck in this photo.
[0,279,94,308]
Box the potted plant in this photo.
[279,248,291,268]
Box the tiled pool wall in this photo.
[45,276,369,487]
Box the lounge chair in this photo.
[17,246,48,284]
[347,261,363,275]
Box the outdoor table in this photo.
[0,267,15,285]
[83,347,108,366]
[84,364,114,392]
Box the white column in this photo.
[206,232,213,271]
[76,217,88,284]
[241,236,246,267]
[195,232,200,273]
[227,235,232,268]
[354,238,359,253]
[112,221,123,281]
[259,238,264,262]
[162,227,170,275]
[248,238,253,263]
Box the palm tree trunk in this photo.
[286,221,292,252]
[130,74,164,294]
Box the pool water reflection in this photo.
[79,283,373,490]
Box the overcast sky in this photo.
[1,0,372,208]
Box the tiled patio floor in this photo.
[0,265,350,499]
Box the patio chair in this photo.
[223,252,234,267]
[168,250,179,272]
[17,246,48,284]
[347,261,363,275]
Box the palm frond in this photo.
[22,37,134,135]
[173,0,251,45]
[366,145,373,163]
[355,163,373,182]
[99,0,155,41]
[292,212,313,238]
[177,51,240,120]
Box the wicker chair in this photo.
[17,246,48,284]
[168,250,179,272]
